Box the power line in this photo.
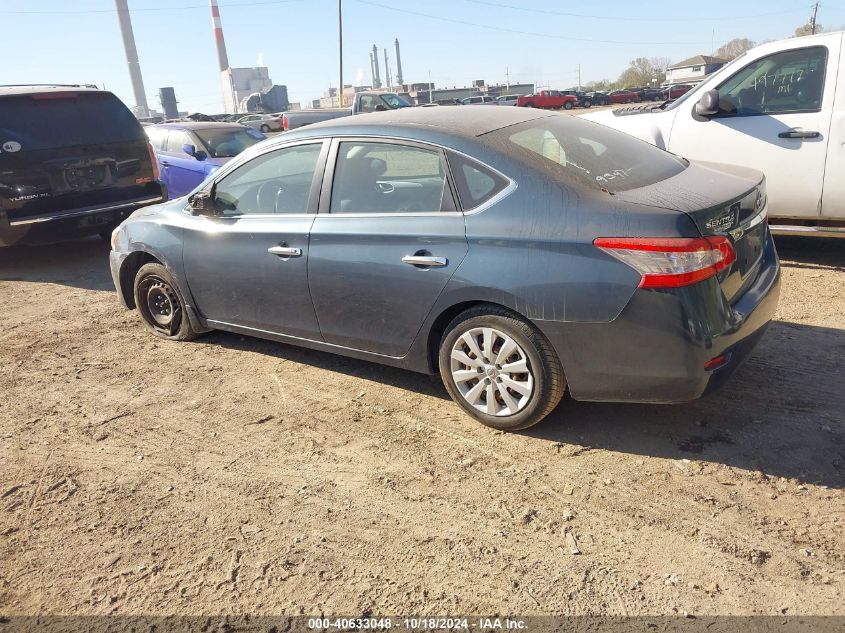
[0,0,304,15]
[459,0,802,23]
[354,0,712,45]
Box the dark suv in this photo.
[0,85,165,247]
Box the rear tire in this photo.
[438,305,566,431]
[133,262,201,342]
[260,124,271,133]
[523,102,534,108]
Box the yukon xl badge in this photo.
[706,204,739,232]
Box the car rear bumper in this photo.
[535,233,781,403]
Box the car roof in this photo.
[0,84,102,98]
[150,122,247,130]
[286,106,556,140]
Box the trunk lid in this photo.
[615,161,768,302]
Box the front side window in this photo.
[489,117,687,193]
[212,143,322,216]
[165,130,192,154]
[194,127,263,158]
[146,127,167,151]
[330,142,451,213]
[716,46,827,116]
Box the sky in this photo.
[1,0,843,113]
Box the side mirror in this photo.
[183,144,207,161]
[188,191,214,216]
[694,89,719,117]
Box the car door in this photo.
[668,42,838,218]
[160,129,206,197]
[182,140,329,338]
[308,139,469,357]
[821,34,845,219]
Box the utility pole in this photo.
[577,64,581,91]
[338,0,344,107]
[505,66,510,92]
[428,70,433,104]
[810,1,820,34]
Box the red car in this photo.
[662,84,693,99]
[516,90,578,110]
[607,89,641,104]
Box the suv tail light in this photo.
[147,142,160,180]
[594,236,736,288]
[282,114,289,131]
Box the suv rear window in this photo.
[484,116,687,193]
[0,91,143,152]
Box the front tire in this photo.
[582,100,592,108]
[438,306,566,431]
[563,101,573,110]
[133,262,201,341]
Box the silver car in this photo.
[237,114,284,133]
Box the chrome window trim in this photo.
[194,133,517,219]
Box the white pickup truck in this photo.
[582,31,844,237]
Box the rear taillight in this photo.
[282,114,289,131]
[147,142,160,180]
[594,236,736,288]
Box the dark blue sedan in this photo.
[145,122,265,198]
[111,107,779,430]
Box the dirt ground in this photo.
[0,235,843,617]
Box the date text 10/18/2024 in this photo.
[307,617,528,630]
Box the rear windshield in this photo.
[195,127,264,158]
[484,116,687,193]
[0,91,143,152]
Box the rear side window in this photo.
[0,91,143,151]
[485,116,687,193]
[448,152,509,210]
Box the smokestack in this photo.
[209,0,236,114]
[371,44,381,88]
[209,0,230,71]
[113,0,149,117]
[383,48,392,90]
[394,38,403,86]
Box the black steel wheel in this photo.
[133,262,200,341]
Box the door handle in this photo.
[161,161,171,167]
[778,129,820,139]
[268,245,302,257]
[402,255,448,268]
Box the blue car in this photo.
[145,122,265,198]
[112,107,779,431]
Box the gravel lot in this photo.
[0,234,843,616]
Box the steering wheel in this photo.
[256,180,286,213]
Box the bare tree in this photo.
[795,22,824,37]
[715,38,755,60]
[617,57,671,87]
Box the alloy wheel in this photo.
[449,327,534,416]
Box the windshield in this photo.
[485,116,687,193]
[195,127,264,158]
[0,91,142,151]
[380,94,411,109]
